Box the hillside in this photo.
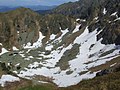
[19,68,120,90]
[0,0,120,89]
[0,7,75,50]
[0,5,56,12]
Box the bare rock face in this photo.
[39,14,75,36]
[50,0,120,45]
[0,36,4,53]
[0,0,119,51]
[0,7,76,50]
[0,45,2,53]
[0,36,5,43]
[0,7,40,50]
[115,34,120,45]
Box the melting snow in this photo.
[110,63,117,67]
[0,75,20,87]
[114,17,120,21]
[53,28,69,44]
[13,46,19,51]
[15,63,20,67]
[28,62,39,68]
[111,12,117,16]
[94,17,98,20]
[17,25,120,87]
[38,81,48,83]
[50,34,56,40]
[76,19,80,21]
[24,32,45,49]
[72,24,81,33]
[0,48,9,55]
[76,19,86,22]
[45,44,53,51]
[103,8,107,14]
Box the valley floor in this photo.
[1,70,120,90]
[0,56,119,90]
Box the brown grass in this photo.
[59,71,120,90]
[0,78,32,90]
[89,56,120,72]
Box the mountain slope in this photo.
[26,5,56,11]
[18,69,120,90]
[0,5,56,12]
[0,8,75,50]
[0,6,18,12]
[0,0,119,88]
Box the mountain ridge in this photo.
[0,0,120,89]
[0,5,56,12]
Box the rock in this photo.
[96,64,120,77]
[115,35,120,45]
[0,8,76,50]
[96,69,109,77]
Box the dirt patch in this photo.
[0,78,32,90]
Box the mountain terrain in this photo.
[0,5,56,12]
[0,6,19,12]
[0,0,120,90]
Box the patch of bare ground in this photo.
[59,71,120,90]
[32,75,56,86]
[64,26,85,47]
[0,78,32,90]
[89,55,120,72]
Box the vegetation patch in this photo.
[99,49,115,58]
[89,56,120,72]
[56,43,80,70]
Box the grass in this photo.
[18,56,120,90]
[0,56,120,90]
[0,64,6,77]
[19,85,53,90]
[0,78,32,90]
[56,44,80,70]
[99,49,115,57]
[17,71,120,90]
[89,56,120,72]
[60,71,120,90]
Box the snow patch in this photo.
[94,17,98,20]
[45,44,53,51]
[111,12,117,16]
[114,17,120,21]
[72,24,81,33]
[13,46,19,51]
[103,8,107,14]
[110,63,117,67]
[0,75,20,87]
[17,25,120,87]
[0,48,9,55]
[0,43,2,46]
[50,34,56,40]
[24,32,45,49]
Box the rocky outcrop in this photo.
[0,0,119,50]
[39,14,75,35]
[50,0,120,45]
[0,7,40,50]
[0,0,119,88]
[95,0,120,45]
[96,63,120,77]
[0,7,76,50]
[50,0,103,19]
